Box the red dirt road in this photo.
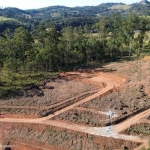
[113,108,150,133]
[0,71,149,149]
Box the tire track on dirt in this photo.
[0,90,99,110]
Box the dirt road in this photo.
[0,109,149,143]
[0,71,149,149]
[113,108,150,133]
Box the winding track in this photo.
[0,71,149,149]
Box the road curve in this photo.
[0,71,148,147]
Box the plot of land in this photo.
[0,78,99,117]
[0,57,150,149]
[52,107,110,127]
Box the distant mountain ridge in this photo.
[0,1,150,32]
[0,1,150,19]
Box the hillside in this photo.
[0,1,150,31]
[1,1,150,149]
[140,0,150,4]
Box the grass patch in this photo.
[110,4,131,10]
[0,16,19,22]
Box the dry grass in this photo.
[0,79,98,107]
[124,123,150,137]
[0,122,141,150]
[110,4,131,10]
[52,108,109,127]
[0,16,19,22]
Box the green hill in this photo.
[0,1,150,32]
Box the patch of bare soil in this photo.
[51,107,109,127]
[0,122,141,150]
[0,108,39,118]
[142,56,150,61]
[79,84,150,125]
[1,79,98,106]
[0,123,12,143]
[9,139,66,150]
[0,79,99,117]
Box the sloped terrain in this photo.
[0,122,141,150]
[0,78,99,118]
[1,58,150,149]
[0,1,150,32]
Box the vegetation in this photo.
[0,71,57,98]
[0,2,150,32]
[141,141,150,150]
[124,123,150,150]
[0,16,19,21]
[52,109,108,127]
[0,6,150,98]
[127,123,150,136]
[0,122,141,150]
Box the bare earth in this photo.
[0,58,150,149]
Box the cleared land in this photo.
[110,4,131,10]
[0,57,150,149]
[0,78,99,118]
[0,16,19,22]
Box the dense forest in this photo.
[0,13,150,72]
[0,1,150,98]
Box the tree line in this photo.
[0,14,150,75]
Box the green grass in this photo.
[0,16,19,22]
[0,71,59,99]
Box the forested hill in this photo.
[0,1,150,98]
[0,1,150,31]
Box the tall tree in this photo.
[107,14,122,58]
[61,27,75,67]
[124,13,139,56]
[44,27,60,71]
[136,16,150,55]
[94,17,109,41]
[13,27,33,72]
[36,22,47,48]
